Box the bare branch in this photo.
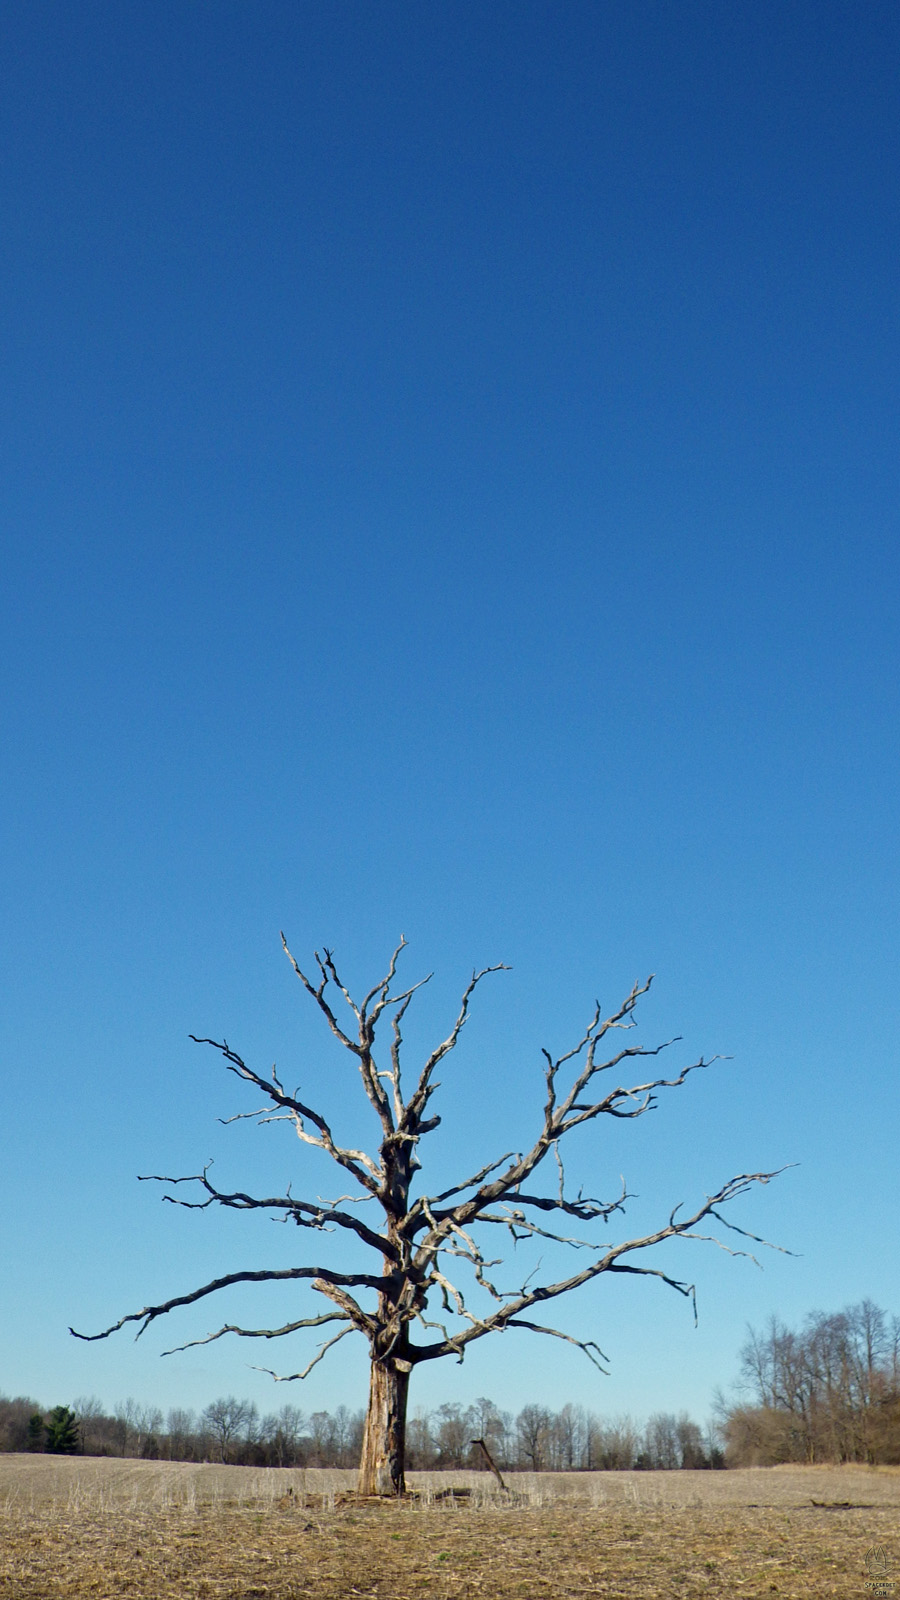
[312,1277,377,1337]
[411,1169,784,1363]
[280,935,363,1056]
[361,943,433,1036]
[280,936,426,1145]
[401,964,510,1132]
[705,1190,799,1256]
[552,1140,565,1203]
[188,1035,381,1192]
[160,1311,350,1356]
[69,1263,386,1344]
[501,1320,610,1372]
[415,1040,720,1252]
[320,946,364,1026]
[252,1324,357,1382]
[494,1182,630,1223]
[471,1436,508,1490]
[138,1166,393,1258]
[385,990,414,1123]
[476,1208,598,1249]
[417,1151,520,1210]
[359,936,409,1017]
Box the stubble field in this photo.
[1,1456,898,1599]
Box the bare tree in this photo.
[597,1412,641,1470]
[516,1402,552,1470]
[552,1401,586,1470]
[433,1402,475,1469]
[332,1404,360,1467]
[112,1397,163,1458]
[675,1413,708,1468]
[406,1407,434,1468]
[201,1396,257,1463]
[72,937,784,1494]
[0,1396,43,1453]
[725,1302,900,1466]
[472,1395,509,1466]
[307,1408,337,1466]
[164,1407,197,1461]
[260,1403,307,1467]
[642,1411,681,1469]
[71,1396,106,1455]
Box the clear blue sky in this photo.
[2,0,898,1431]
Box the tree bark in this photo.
[358,1356,410,1495]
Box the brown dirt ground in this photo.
[1,1458,898,1599]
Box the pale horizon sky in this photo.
[1,0,898,1433]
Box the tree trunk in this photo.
[358,1357,410,1495]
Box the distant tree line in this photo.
[0,1392,722,1471]
[722,1300,900,1466]
[2,1403,82,1455]
[11,1299,893,1470]
[10,1292,890,1465]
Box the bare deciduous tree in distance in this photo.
[72,937,785,1495]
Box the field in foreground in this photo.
[1,1457,898,1598]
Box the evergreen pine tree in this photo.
[27,1413,46,1452]
[45,1406,80,1454]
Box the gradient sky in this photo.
[2,1,898,1432]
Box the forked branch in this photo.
[70,1264,382,1344]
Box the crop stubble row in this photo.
[1,1461,898,1599]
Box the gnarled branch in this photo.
[138,1164,392,1258]
[410,1169,787,1364]
[70,1263,385,1344]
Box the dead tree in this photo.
[72,937,785,1495]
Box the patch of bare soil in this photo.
[1,1458,898,1599]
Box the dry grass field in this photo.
[1,1456,898,1599]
